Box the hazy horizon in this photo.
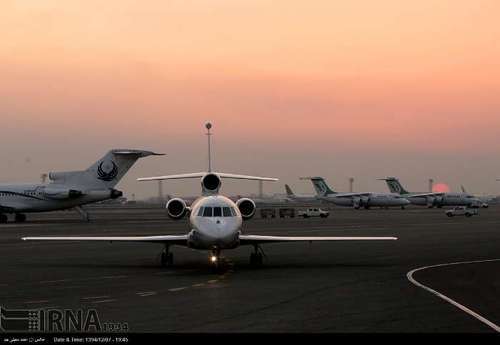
[1,1,500,198]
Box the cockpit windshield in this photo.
[197,206,236,217]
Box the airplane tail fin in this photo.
[379,177,408,195]
[285,184,295,197]
[49,149,164,189]
[301,177,336,196]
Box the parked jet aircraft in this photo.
[461,185,489,208]
[301,177,410,209]
[380,177,484,208]
[23,123,397,269]
[0,149,162,222]
[284,184,319,203]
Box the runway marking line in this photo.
[82,296,110,300]
[407,258,500,333]
[192,283,205,287]
[91,299,117,304]
[39,279,71,284]
[168,287,188,292]
[101,275,128,279]
[137,291,157,297]
[207,280,218,284]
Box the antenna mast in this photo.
[205,122,213,172]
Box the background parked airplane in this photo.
[301,177,410,209]
[284,184,319,203]
[0,149,162,222]
[380,177,484,208]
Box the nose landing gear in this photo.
[160,246,173,267]
[209,247,223,272]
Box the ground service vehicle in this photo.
[297,208,329,218]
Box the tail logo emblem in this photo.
[97,161,118,181]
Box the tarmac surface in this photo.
[0,205,499,333]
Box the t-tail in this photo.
[301,177,336,197]
[285,184,295,197]
[379,177,409,195]
[48,149,164,189]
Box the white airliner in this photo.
[284,184,319,203]
[23,123,397,269]
[0,149,162,223]
[379,177,485,208]
[302,177,410,209]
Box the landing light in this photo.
[210,256,218,263]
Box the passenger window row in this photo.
[197,206,237,217]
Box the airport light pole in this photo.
[206,122,212,172]
[158,180,163,203]
[349,177,354,193]
[428,178,434,192]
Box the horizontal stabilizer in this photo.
[138,172,278,182]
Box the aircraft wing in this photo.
[326,192,372,198]
[0,204,15,213]
[408,192,445,198]
[239,235,397,245]
[22,235,188,246]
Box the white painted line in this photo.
[82,296,110,300]
[207,280,218,284]
[407,258,500,333]
[168,287,188,292]
[91,299,117,304]
[192,283,205,287]
[137,291,157,297]
[39,279,71,284]
[25,300,49,304]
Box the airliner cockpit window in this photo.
[222,207,232,217]
[197,207,204,216]
[203,207,213,217]
[213,207,222,217]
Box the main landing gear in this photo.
[0,214,26,223]
[160,245,173,267]
[249,245,264,266]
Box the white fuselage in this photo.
[321,193,409,207]
[0,183,115,213]
[187,195,243,250]
[405,193,482,207]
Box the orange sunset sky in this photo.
[1,1,500,198]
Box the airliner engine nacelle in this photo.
[353,197,361,209]
[43,187,83,200]
[166,198,189,220]
[426,196,435,208]
[201,173,222,194]
[361,196,370,209]
[433,196,444,207]
[236,198,256,220]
